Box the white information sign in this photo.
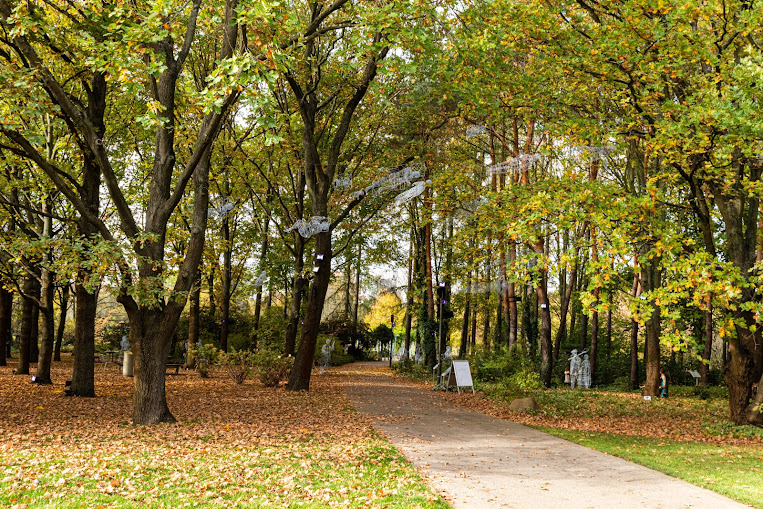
[688,370,701,386]
[446,360,475,394]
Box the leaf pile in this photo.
[0,358,447,508]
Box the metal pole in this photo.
[438,297,443,383]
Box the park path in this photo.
[337,361,750,509]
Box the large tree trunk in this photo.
[642,256,662,397]
[287,231,332,391]
[0,286,11,365]
[715,191,763,424]
[128,306,180,424]
[54,283,70,362]
[70,283,96,397]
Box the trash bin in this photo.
[122,351,134,377]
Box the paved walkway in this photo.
[338,362,750,509]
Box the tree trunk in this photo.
[0,286,10,366]
[405,234,413,357]
[287,231,332,391]
[353,243,361,325]
[642,257,661,397]
[54,283,70,362]
[460,271,471,358]
[285,235,305,356]
[70,283,96,397]
[630,260,641,389]
[590,234,599,384]
[537,240,552,387]
[128,307,179,424]
[35,257,56,384]
[508,240,518,348]
[220,212,231,352]
[17,265,40,375]
[700,301,712,385]
[187,269,201,367]
[554,258,577,362]
[425,222,434,320]
[207,267,216,318]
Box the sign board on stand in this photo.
[688,370,701,386]
[445,360,475,394]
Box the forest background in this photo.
[0,0,762,432]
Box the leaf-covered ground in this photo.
[0,357,448,508]
[439,384,763,446]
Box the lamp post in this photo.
[389,314,395,368]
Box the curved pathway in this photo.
[337,362,750,509]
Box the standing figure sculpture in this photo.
[581,353,591,389]
[415,344,422,364]
[320,338,334,374]
[569,349,587,389]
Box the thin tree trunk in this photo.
[0,287,11,365]
[554,258,577,362]
[187,269,201,367]
[700,299,712,385]
[220,212,231,352]
[252,214,269,349]
[590,231,599,384]
[353,243,361,325]
[54,283,70,362]
[36,217,56,384]
[405,234,413,357]
[630,261,641,390]
[17,265,39,375]
[460,271,472,358]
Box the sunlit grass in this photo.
[540,428,763,508]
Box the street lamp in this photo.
[389,314,395,368]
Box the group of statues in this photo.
[567,349,591,389]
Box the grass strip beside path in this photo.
[538,428,763,508]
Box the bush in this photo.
[219,350,254,384]
[191,343,219,378]
[251,350,293,387]
[320,318,370,359]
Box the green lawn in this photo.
[540,428,763,508]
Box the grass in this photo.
[0,439,448,508]
[0,357,449,509]
[539,428,763,508]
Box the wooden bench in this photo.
[166,362,183,374]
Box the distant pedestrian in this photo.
[659,369,667,398]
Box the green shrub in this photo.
[219,350,254,384]
[252,350,293,387]
[191,343,219,378]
